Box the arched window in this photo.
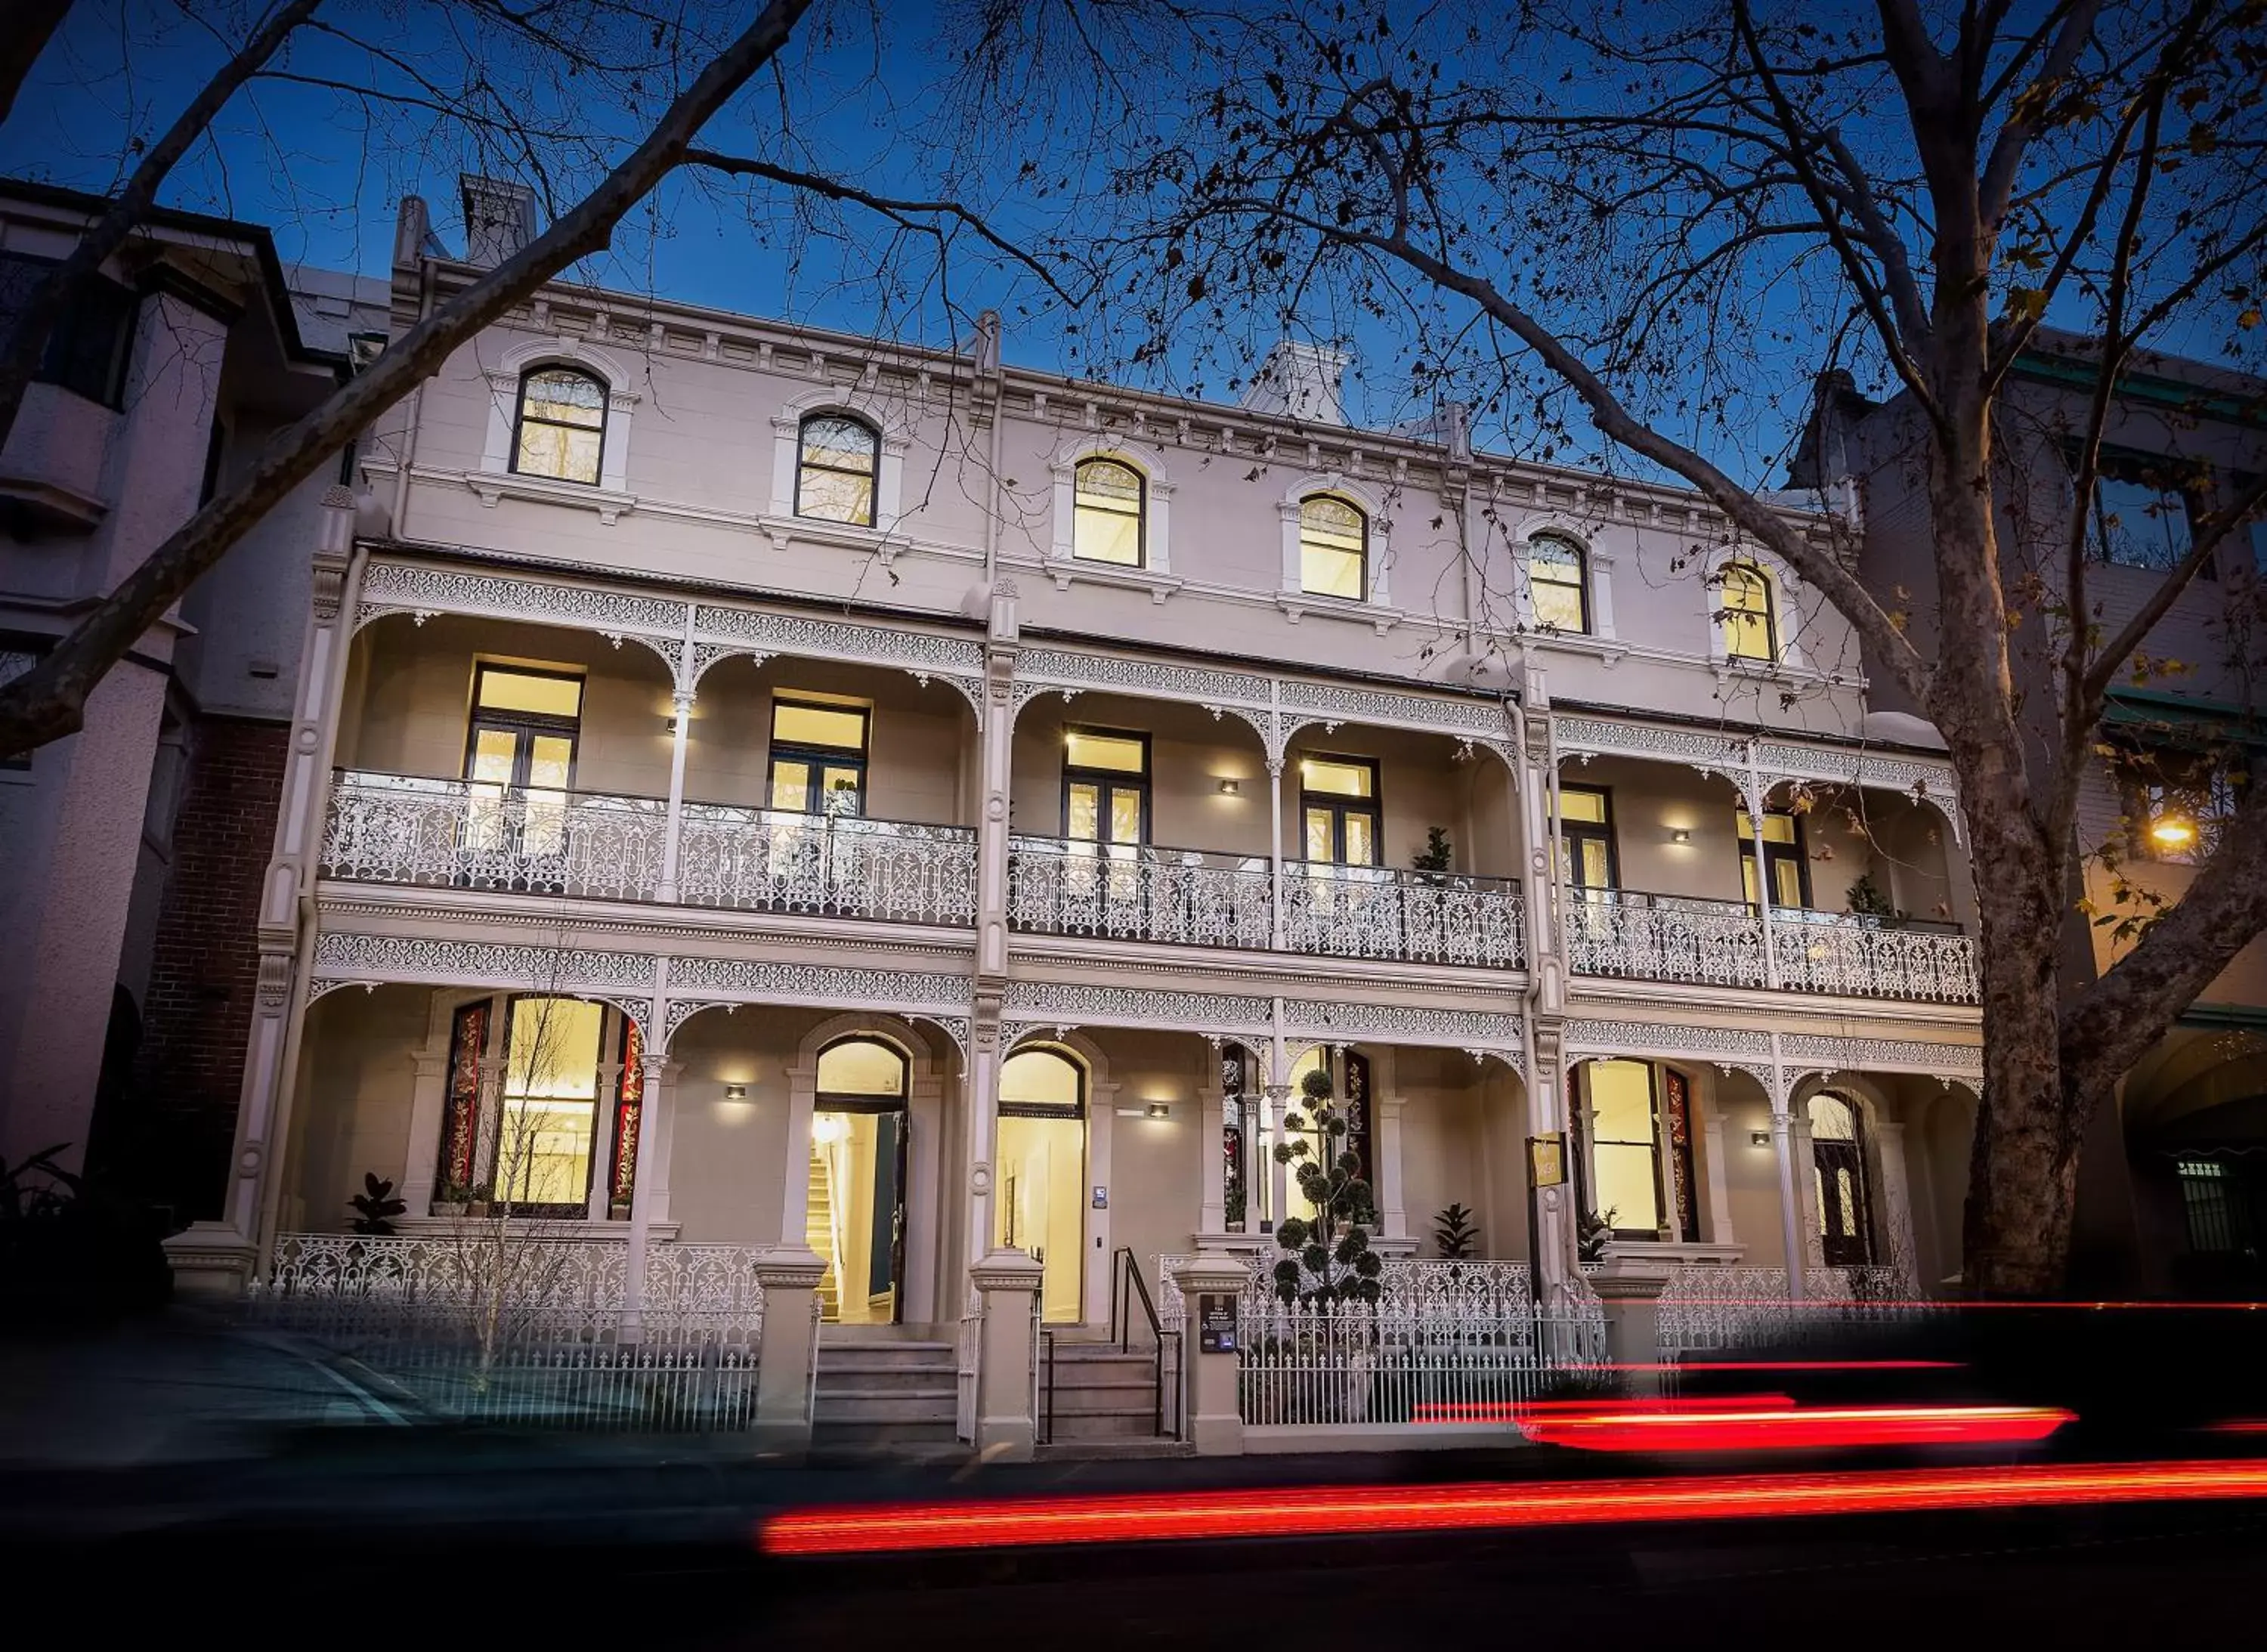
[1720,561,1777,661]
[1808,1091,1873,1267]
[1580,1059,1699,1242]
[796,413,880,527]
[815,1035,907,1100]
[1072,456,1146,565]
[512,366,607,485]
[494,995,607,1212]
[1298,493,1369,599]
[997,1045,1088,1324]
[1527,533,1590,633]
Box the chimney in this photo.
[1239,339,1351,426]
[459,175,538,267]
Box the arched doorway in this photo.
[1809,1091,1875,1267]
[996,1045,1088,1324]
[810,1035,910,1325]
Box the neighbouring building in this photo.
[1798,336,2267,1298]
[134,179,1996,1442]
[0,181,388,1218]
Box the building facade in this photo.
[1805,338,2267,1299]
[0,181,387,1217]
[162,185,1990,1408]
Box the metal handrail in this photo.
[1575,883,1966,935]
[1113,1245,1177,1438]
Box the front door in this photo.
[1737,808,1811,909]
[1808,1093,1873,1267]
[462,666,582,871]
[809,1037,911,1326]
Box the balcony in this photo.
[1564,888,1978,1004]
[1280,862,1527,968]
[321,772,978,927]
[1007,836,1271,949]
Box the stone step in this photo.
[813,1366,956,1398]
[1044,1387,1162,1418]
[1034,1437,1196,1462]
[812,1422,963,1451]
[1041,1410,1174,1441]
[813,1389,959,1425]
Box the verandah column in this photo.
[964,582,1019,1276]
[167,488,361,1296]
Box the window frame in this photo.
[813,1034,911,1113]
[2074,444,2213,578]
[997,1044,1089,1120]
[1297,751,1382,866]
[1070,456,1148,568]
[1061,723,1152,845]
[1297,492,1370,602]
[767,695,871,818]
[491,994,611,1217]
[1579,1059,1699,1242]
[1557,783,1620,892]
[1526,532,1592,634]
[1718,560,1779,664]
[462,663,584,790]
[794,410,882,528]
[0,252,139,409]
[509,364,609,487]
[1737,807,1814,910]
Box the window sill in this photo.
[1276,590,1400,635]
[1046,557,1184,603]
[755,512,918,561]
[1594,1239,1746,1268]
[465,469,636,524]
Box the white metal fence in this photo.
[1236,1299,1609,1426]
[1657,1264,1934,1357]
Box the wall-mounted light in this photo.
[663,714,683,736]
[1750,1129,1771,1147]
[723,1082,748,1101]
[1217,778,1241,796]
[1146,1101,1171,1120]
[2151,815,2196,848]
[1671,828,1693,844]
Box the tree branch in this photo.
[0,0,320,455]
[0,0,817,759]
[1976,0,2106,231]
[0,0,73,126]
[2079,466,2267,714]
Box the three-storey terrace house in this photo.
[174,181,1990,1442]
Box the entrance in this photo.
[1809,1091,1873,1267]
[995,1046,1087,1324]
[809,1037,909,1325]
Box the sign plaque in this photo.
[1198,1292,1237,1353]
[1528,1132,1566,1188]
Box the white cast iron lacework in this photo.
[1158,1254,1539,1322]
[663,954,970,1011]
[323,774,670,903]
[1780,1033,1984,1079]
[1279,676,1508,738]
[1015,647,1270,711]
[355,561,684,636]
[1003,980,1276,1033]
[691,604,984,678]
[311,932,659,992]
[1279,864,1526,969]
[1565,891,1768,988]
[1769,911,1978,1004]
[1282,1000,1523,1057]
[1562,1019,1773,1060]
[1655,1264,1925,1355]
[676,807,977,926]
[1007,837,1272,950]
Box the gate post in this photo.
[751,1245,827,1453]
[971,1249,1044,1460]
[1172,1254,1251,1456]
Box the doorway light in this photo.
[2151,815,2195,848]
[1750,1129,1771,1147]
[1146,1102,1171,1120]
[1671,828,1693,844]
[723,1082,748,1101]
[1217,778,1241,796]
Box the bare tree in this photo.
[1052,1,2267,1292]
[0,0,1052,757]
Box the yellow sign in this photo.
[1529,1133,1566,1188]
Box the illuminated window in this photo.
[769,696,868,816]
[1299,493,1369,600]
[811,1037,910,1326]
[1736,808,1811,909]
[1072,457,1146,566]
[1064,725,1149,846]
[2078,450,2204,574]
[512,367,606,485]
[1557,784,1616,892]
[464,665,582,861]
[796,413,880,527]
[815,1035,907,1098]
[494,997,606,1212]
[997,1046,1088,1324]
[1582,1060,1698,1241]
[1808,1091,1872,1267]
[1527,534,1590,633]
[1720,561,1777,662]
[1298,753,1379,865]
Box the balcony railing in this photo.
[1279,861,1528,968]
[322,772,669,902]
[321,772,976,927]
[1565,887,1978,1004]
[1007,836,1272,949]
[675,803,976,925]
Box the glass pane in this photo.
[506,998,605,1099]
[800,415,877,473]
[1301,543,1365,600]
[1067,783,1100,840]
[1072,502,1143,565]
[796,467,875,526]
[1529,534,1582,578]
[2095,476,2191,570]
[477,670,583,718]
[1808,1094,1857,1141]
[493,1094,596,1207]
[1589,1060,1655,1144]
[772,701,868,753]
[1736,810,1798,844]
[769,760,812,812]
[1574,837,1612,888]
[1772,856,1805,908]
[1837,1168,1859,1236]
[816,1037,906,1097]
[1593,1143,1661,1235]
[996,1112,1086,1323]
[1064,729,1146,774]
[1814,1167,1829,1235]
[1075,458,1143,506]
[1558,788,1607,825]
[1532,582,1586,632]
[526,735,574,793]
[820,766,864,817]
[1299,494,1365,548]
[515,422,602,485]
[522,370,605,428]
[468,728,518,784]
[1109,786,1143,844]
[1304,807,1332,860]
[1001,1048,1083,1109]
[1301,757,1374,798]
[1722,566,1774,660]
[1341,812,1376,865]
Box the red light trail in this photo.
[760,1459,2267,1558]
[1511,1403,2072,1452]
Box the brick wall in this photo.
[123,714,288,1220]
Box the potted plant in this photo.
[349,1172,407,1236]
[1432,1202,1478,1260]
[1845,871,1906,926]
[1411,826,1452,883]
[1576,1204,1619,1264]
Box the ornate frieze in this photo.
[663,954,970,1012]
[1282,998,1523,1058]
[1563,1018,1772,1060]
[1780,1032,1984,1078]
[311,930,661,992]
[1016,645,1270,710]
[1279,677,1508,739]
[1002,979,1275,1032]
[691,603,984,679]
[355,561,684,636]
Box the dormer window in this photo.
[511,367,607,485]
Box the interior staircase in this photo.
[804,1148,840,1322]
